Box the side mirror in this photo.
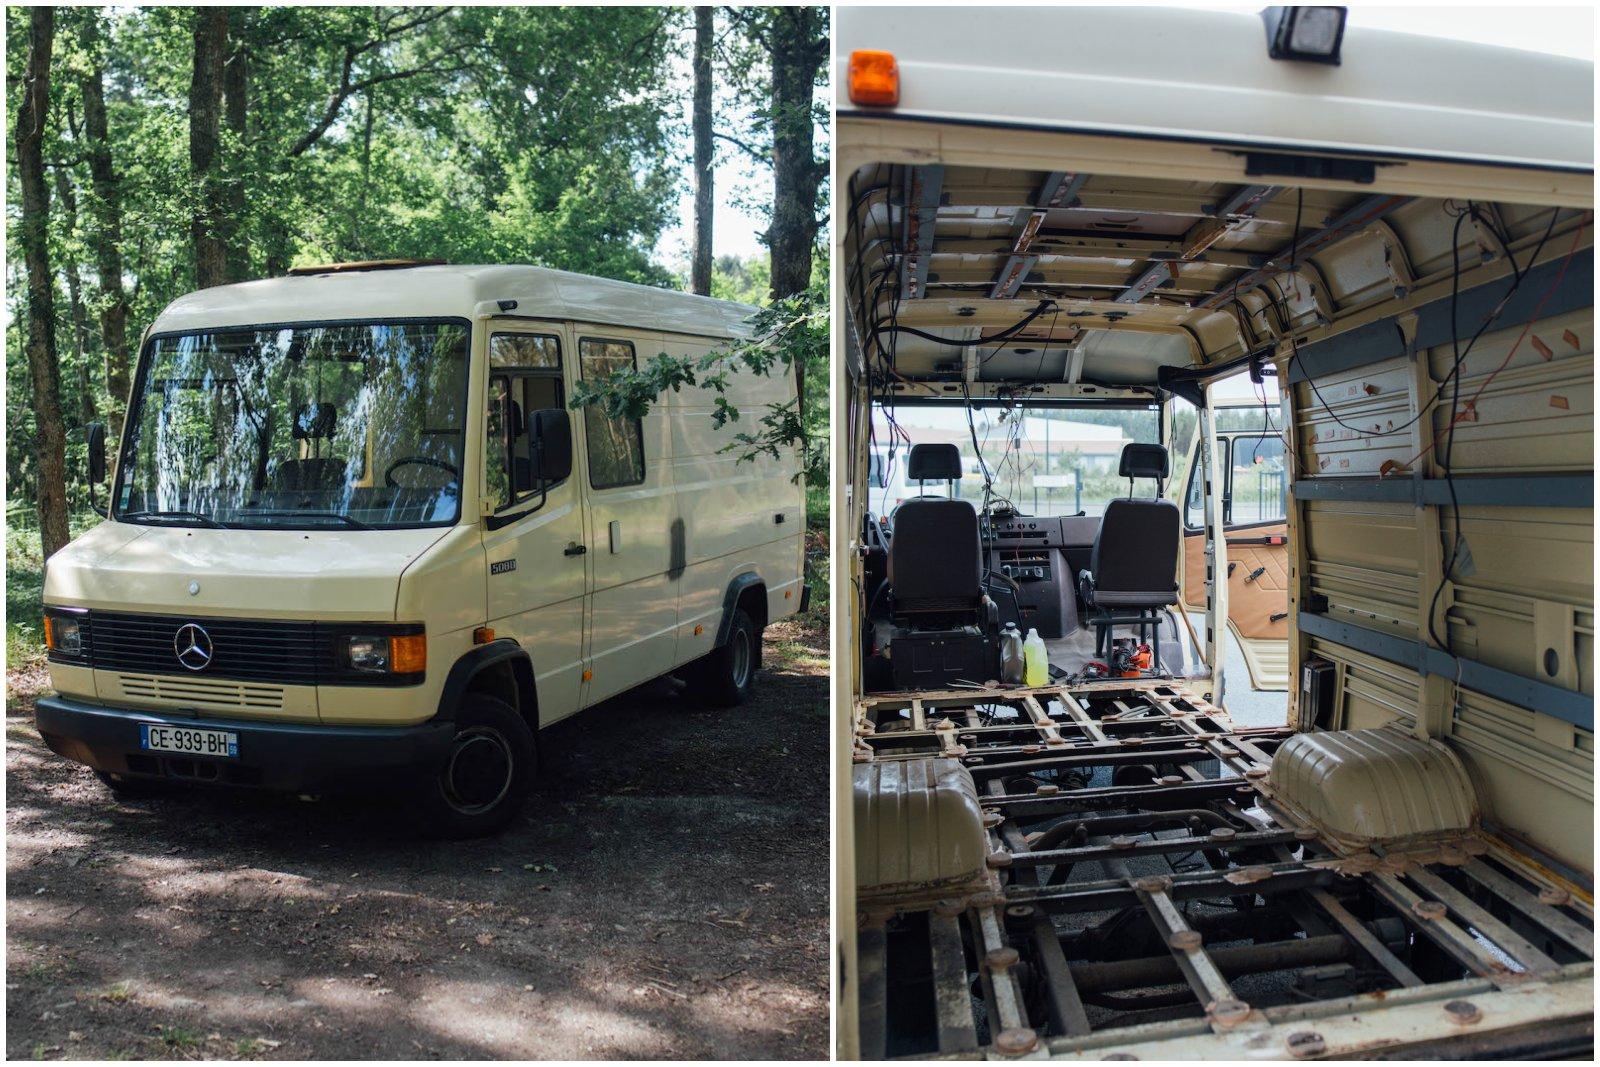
[86,422,107,484]
[529,408,572,484]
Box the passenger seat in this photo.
[1078,443,1180,662]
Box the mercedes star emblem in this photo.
[173,623,214,671]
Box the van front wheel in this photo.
[415,693,535,838]
[683,607,761,707]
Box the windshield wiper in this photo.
[122,509,229,529]
[254,511,374,530]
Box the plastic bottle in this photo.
[1000,623,1025,684]
[1023,628,1049,687]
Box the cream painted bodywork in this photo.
[44,265,804,733]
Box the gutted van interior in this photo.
[834,7,1593,1059]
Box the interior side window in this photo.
[1184,438,1227,530]
[486,333,566,514]
[1227,434,1287,525]
[579,338,646,489]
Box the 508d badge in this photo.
[490,559,517,575]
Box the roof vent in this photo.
[286,259,446,277]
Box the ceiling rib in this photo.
[1195,193,1415,311]
[988,171,1089,301]
[899,165,945,300]
[1114,184,1282,305]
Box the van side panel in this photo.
[1291,266,1594,875]
[668,332,805,665]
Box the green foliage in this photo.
[568,280,827,485]
[7,5,685,514]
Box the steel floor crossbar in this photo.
[853,679,1595,1060]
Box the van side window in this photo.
[486,333,566,514]
[578,338,646,489]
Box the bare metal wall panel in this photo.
[1294,357,1415,478]
[1302,500,1419,636]
[1443,505,1595,696]
[1425,307,1592,475]
[1292,251,1593,877]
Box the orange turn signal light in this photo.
[473,626,496,645]
[42,616,55,650]
[390,633,427,674]
[848,50,899,107]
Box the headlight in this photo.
[46,616,82,655]
[339,632,426,676]
[43,608,88,660]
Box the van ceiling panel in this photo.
[848,162,1588,391]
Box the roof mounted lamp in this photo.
[1262,6,1347,65]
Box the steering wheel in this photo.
[384,456,460,488]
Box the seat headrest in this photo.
[1119,442,1169,480]
[908,442,962,481]
[293,402,337,440]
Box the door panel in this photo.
[1179,430,1291,690]
[577,334,679,706]
[481,325,588,726]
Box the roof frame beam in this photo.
[898,165,945,300]
[1115,183,1282,305]
[989,171,1090,300]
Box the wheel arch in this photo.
[717,571,768,646]
[437,639,540,734]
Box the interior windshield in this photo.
[870,402,1160,517]
[114,320,470,530]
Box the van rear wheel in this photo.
[415,693,535,839]
[683,607,761,707]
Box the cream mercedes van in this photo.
[836,6,1592,1060]
[37,262,807,837]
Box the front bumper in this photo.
[34,695,454,794]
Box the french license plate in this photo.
[140,724,238,759]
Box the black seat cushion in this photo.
[907,442,962,482]
[889,497,982,611]
[1082,497,1180,607]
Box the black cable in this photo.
[1425,204,1560,653]
[872,298,1059,349]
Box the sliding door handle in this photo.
[564,543,587,557]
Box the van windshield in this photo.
[113,320,471,530]
[870,403,1160,517]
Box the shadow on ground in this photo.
[6,619,829,1060]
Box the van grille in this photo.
[118,674,286,711]
[83,612,325,684]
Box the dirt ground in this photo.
[5,618,829,1061]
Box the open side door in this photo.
[1180,431,1290,691]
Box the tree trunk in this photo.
[79,23,130,438]
[764,8,826,438]
[690,6,715,296]
[53,166,98,428]
[222,14,250,282]
[190,7,229,289]
[765,8,824,302]
[17,7,72,558]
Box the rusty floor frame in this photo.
[853,678,1595,1059]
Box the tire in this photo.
[94,770,175,798]
[683,607,761,707]
[415,693,536,839]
